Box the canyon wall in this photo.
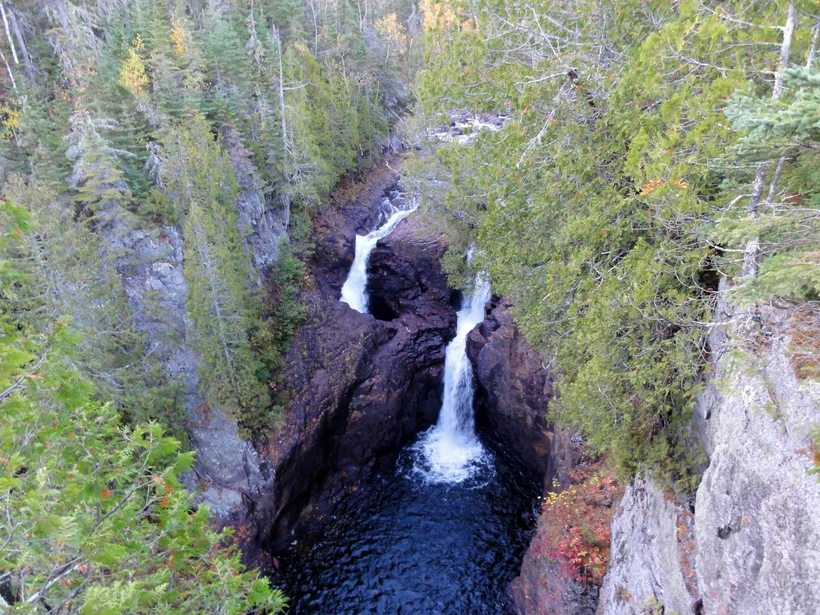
[107,141,575,588]
[222,161,562,573]
[255,171,458,555]
[467,298,562,483]
[107,132,287,523]
[598,297,820,615]
[467,299,593,615]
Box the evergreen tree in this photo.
[0,200,285,614]
[405,0,818,482]
[718,66,820,301]
[161,116,270,429]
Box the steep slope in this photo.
[599,299,820,615]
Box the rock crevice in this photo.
[246,164,458,562]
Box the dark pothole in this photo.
[368,293,400,321]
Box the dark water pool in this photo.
[274,434,540,614]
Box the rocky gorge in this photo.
[83,113,570,607]
[113,148,820,614]
[174,157,562,589]
[5,2,817,613]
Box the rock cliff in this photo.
[106,132,288,523]
[246,164,562,569]
[466,297,557,482]
[598,297,820,615]
[466,298,594,615]
[256,196,458,555]
[165,160,452,566]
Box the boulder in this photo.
[466,298,555,481]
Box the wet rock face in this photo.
[310,162,399,294]
[368,219,459,321]
[214,158,564,578]
[466,298,555,481]
[509,527,600,615]
[249,167,457,557]
[504,434,592,615]
[462,297,596,615]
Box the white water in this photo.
[413,273,492,484]
[432,113,507,145]
[340,196,417,313]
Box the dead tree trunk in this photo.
[741,2,797,277]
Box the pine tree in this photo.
[405,0,817,481]
[0,199,285,614]
[719,66,820,301]
[161,116,270,429]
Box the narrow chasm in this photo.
[257,164,561,613]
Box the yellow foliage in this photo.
[640,177,689,196]
[170,15,188,57]
[0,105,21,135]
[639,178,663,196]
[119,35,149,97]
[420,0,457,34]
[291,41,312,57]
[375,13,408,49]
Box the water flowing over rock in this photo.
[105,152,583,607]
[467,297,559,482]
[413,273,492,483]
[432,110,507,144]
[245,163,458,558]
[339,192,418,313]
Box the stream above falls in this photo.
[275,431,540,614]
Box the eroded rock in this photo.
[466,298,555,481]
[109,130,286,527]
[598,296,820,615]
[692,301,820,615]
[596,475,698,615]
[246,165,457,560]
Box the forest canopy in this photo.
[1,0,417,611]
[405,0,819,482]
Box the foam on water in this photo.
[413,273,492,484]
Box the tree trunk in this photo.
[806,19,818,72]
[0,46,15,91]
[273,24,291,229]
[0,0,19,65]
[7,4,35,83]
[762,16,817,214]
[741,2,796,277]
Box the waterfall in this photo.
[340,196,417,313]
[413,273,492,484]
